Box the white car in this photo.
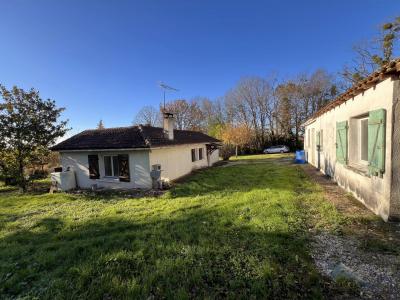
[263,145,290,154]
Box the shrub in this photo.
[220,144,235,160]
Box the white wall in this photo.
[149,144,219,181]
[59,144,220,189]
[60,150,152,189]
[304,77,396,220]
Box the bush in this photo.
[220,144,235,160]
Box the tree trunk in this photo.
[235,145,238,157]
[18,154,26,192]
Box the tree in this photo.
[97,119,105,129]
[0,85,69,191]
[274,70,339,148]
[198,97,227,136]
[219,124,253,157]
[133,106,161,127]
[163,99,204,131]
[342,16,400,85]
[225,76,276,149]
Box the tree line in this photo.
[133,16,400,156]
[133,70,340,155]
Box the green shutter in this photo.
[336,121,348,164]
[368,109,386,177]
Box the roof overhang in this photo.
[54,141,223,153]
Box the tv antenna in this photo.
[159,82,179,110]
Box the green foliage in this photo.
[0,159,346,299]
[0,85,69,191]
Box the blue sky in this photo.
[1,1,399,135]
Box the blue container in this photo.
[295,150,306,164]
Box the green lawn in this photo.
[0,159,346,299]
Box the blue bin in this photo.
[295,150,306,164]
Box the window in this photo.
[104,155,120,177]
[88,155,100,179]
[348,116,368,167]
[307,129,310,147]
[191,149,196,162]
[360,118,368,162]
[199,148,203,160]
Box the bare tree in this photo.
[133,106,161,127]
[164,99,204,131]
[225,76,276,149]
[342,16,400,85]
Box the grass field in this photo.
[0,157,347,299]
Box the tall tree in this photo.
[219,124,253,157]
[133,106,161,127]
[164,99,204,131]
[225,76,275,149]
[198,97,227,136]
[342,16,400,85]
[0,85,69,191]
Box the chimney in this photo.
[163,112,175,140]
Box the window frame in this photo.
[347,115,368,170]
[198,148,203,160]
[191,149,196,162]
[104,155,119,177]
[359,117,369,165]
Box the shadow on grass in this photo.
[0,206,324,299]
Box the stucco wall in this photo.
[59,144,220,190]
[304,77,397,221]
[60,150,152,189]
[149,144,219,181]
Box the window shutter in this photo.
[118,154,130,182]
[88,155,100,179]
[191,149,196,162]
[316,131,321,150]
[368,109,386,177]
[320,129,323,151]
[336,121,348,164]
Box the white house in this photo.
[51,113,220,190]
[303,59,400,221]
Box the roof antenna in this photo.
[158,82,179,111]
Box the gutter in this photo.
[55,142,222,153]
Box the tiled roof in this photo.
[304,58,400,125]
[51,125,221,151]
